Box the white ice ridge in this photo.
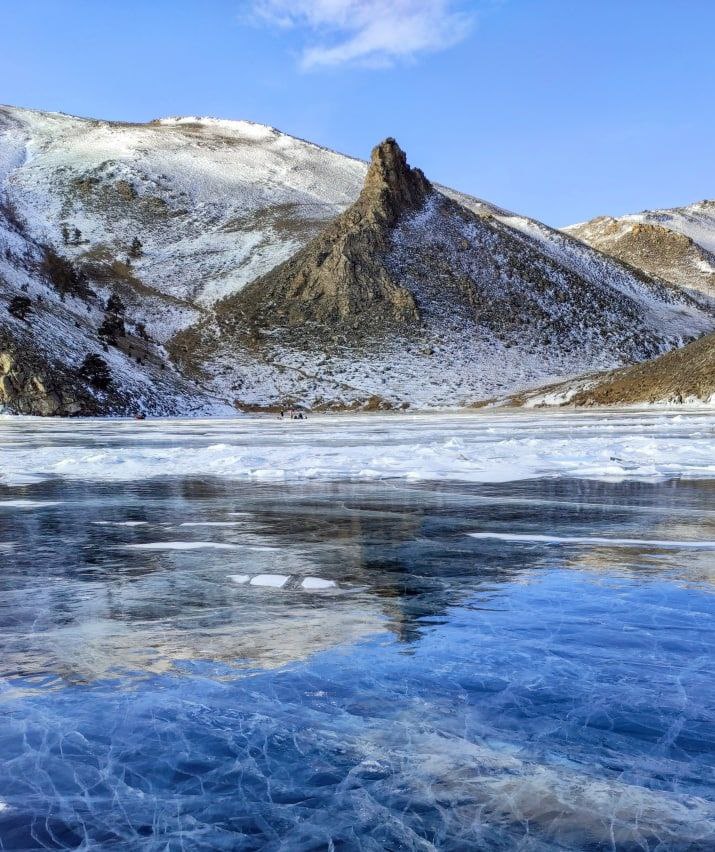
[0,500,63,508]
[1,410,715,487]
[469,533,715,549]
[123,541,241,551]
[228,574,337,590]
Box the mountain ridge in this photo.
[1,105,714,414]
[170,138,713,411]
[565,200,715,301]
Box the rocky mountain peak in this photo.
[210,138,433,332]
[361,138,431,219]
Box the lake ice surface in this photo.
[0,413,713,850]
[0,409,714,487]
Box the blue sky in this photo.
[3,0,713,226]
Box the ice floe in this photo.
[227,574,337,590]
[301,577,337,590]
[249,574,290,588]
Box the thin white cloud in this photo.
[247,0,476,69]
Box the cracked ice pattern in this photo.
[0,474,714,849]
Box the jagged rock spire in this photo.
[226,138,432,329]
[361,138,432,220]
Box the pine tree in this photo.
[79,354,112,390]
[128,237,143,259]
[7,295,33,321]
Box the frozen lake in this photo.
[0,413,714,849]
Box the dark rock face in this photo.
[0,338,88,415]
[360,138,431,223]
[219,139,431,331]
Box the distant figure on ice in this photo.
[277,408,307,420]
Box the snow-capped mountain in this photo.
[565,201,715,301]
[1,106,365,308]
[1,105,714,414]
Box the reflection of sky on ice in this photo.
[0,443,713,847]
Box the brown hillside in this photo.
[570,332,715,405]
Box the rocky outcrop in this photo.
[0,357,82,415]
[216,139,430,332]
[169,137,714,411]
[0,332,91,415]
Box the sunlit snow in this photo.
[1,411,714,489]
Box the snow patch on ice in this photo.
[0,500,62,509]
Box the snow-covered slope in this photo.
[565,201,715,301]
[0,106,366,313]
[174,140,715,410]
[0,202,228,414]
[1,105,714,414]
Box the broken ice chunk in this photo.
[301,577,337,590]
[249,574,289,588]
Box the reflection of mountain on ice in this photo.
[2,467,715,848]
